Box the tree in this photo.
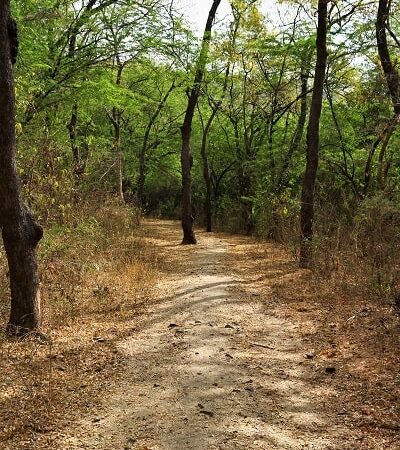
[0,2,43,335]
[137,79,177,208]
[299,0,329,268]
[180,0,222,244]
[375,0,400,191]
[197,5,243,233]
[376,0,400,118]
[103,0,164,201]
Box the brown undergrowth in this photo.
[1,216,399,449]
[226,235,400,449]
[0,198,160,450]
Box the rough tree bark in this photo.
[375,0,400,190]
[363,1,400,196]
[299,0,328,268]
[0,3,43,335]
[180,0,221,244]
[376,0,400,118]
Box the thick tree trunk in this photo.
[363,1,400,196]
[376,0,400,118]
[0,3,43,335]
[374,0,400,191]
[299,0,328,268]
[180,0,221,244]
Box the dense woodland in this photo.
[1,0,400,333]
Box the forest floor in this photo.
[1,219,399,449]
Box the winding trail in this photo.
[56,220,348,449]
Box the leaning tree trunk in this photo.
[376,0,400,118]
[299,0,328,268]
[0,4,43,335]
[375,0,400,192]
[180,0,222,244]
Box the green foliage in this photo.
[7,0,400,304]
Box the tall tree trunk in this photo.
[363,0,400,196]
[180,0,222,244]
[376,0,400,118]
[299,0,328,268]
[0,4,43,335]
[375,0,400,190]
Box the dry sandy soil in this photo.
[1,220,399,449]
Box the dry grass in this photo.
[1,209,399,449]
[225,235,400,448]
[256,196,400,309]
[0,197,160,450]
[313,200,400,308]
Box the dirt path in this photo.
[50,220,398,450]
